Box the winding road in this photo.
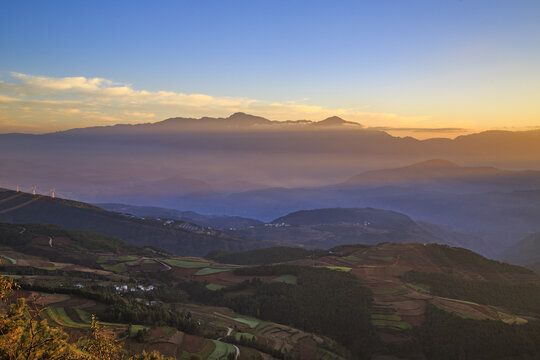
[232,344,240,360]
[217,328,240,360]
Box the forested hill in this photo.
[230,207,493,256]
[0,189,275,256]
[272,207,415,227]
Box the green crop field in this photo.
[3,274,22,279]
[233,317,259,329]
[195,267,232,276]
[405,282,430,294]
[272,274,298,284]
[0,255,16,264]
[129,324,149,337]
[163,259,209,268]
[206,283,225,291]
[371,314,412,330]
[501,316,528,325]
[438,296,484,306]
[75,308,92,323]
[234,332,255,341]
[116,255,138,262]
[75,308,127,327]
[38,266,64,271]
[215,312,260,328]
[46,307,87,328]
[97,256,110,264]
[101,263,128,273]
[322,266,352,272]
[253,321,272,334]
[209,340,236,360]
[343,255,363,262]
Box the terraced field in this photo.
[46,306,88,328]
[214,312,260,328]
[301,242,539,343]
[163,259,209,268]
[195,267,232,276]
[0,254,16,264]
[208,340,236,360]
[2,218,539,359]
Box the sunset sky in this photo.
[0,0,539,136]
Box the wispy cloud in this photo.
[0,94,20,102]
[371,126,468,133]
[0,72,428,133]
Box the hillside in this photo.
[98,203,263,230]
[230,207,493,256]
[207,246,330,265]
[0,189,274,256]
[0,222,160,268]
[343,159,540,191]
[503,232,540,273]
[2,235,539,360]
[0,221,353,359]
[194,186,540,256]
[272,207,415,227]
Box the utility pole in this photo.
[32,185,37,195]
[50,188,55,198]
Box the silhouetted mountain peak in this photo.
[228,112,249,118]
[408,159,459,168]
[315,116,361,126]
[226,112,272,125]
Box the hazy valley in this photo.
[2,2,539,357]
[1,113,540,359]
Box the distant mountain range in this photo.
[1,113,539,199]
[503,233,540,273]
[55,112,364,134]
[342,158,540,192]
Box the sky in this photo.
[0,0,539,136]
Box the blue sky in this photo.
[0,0,539,133]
